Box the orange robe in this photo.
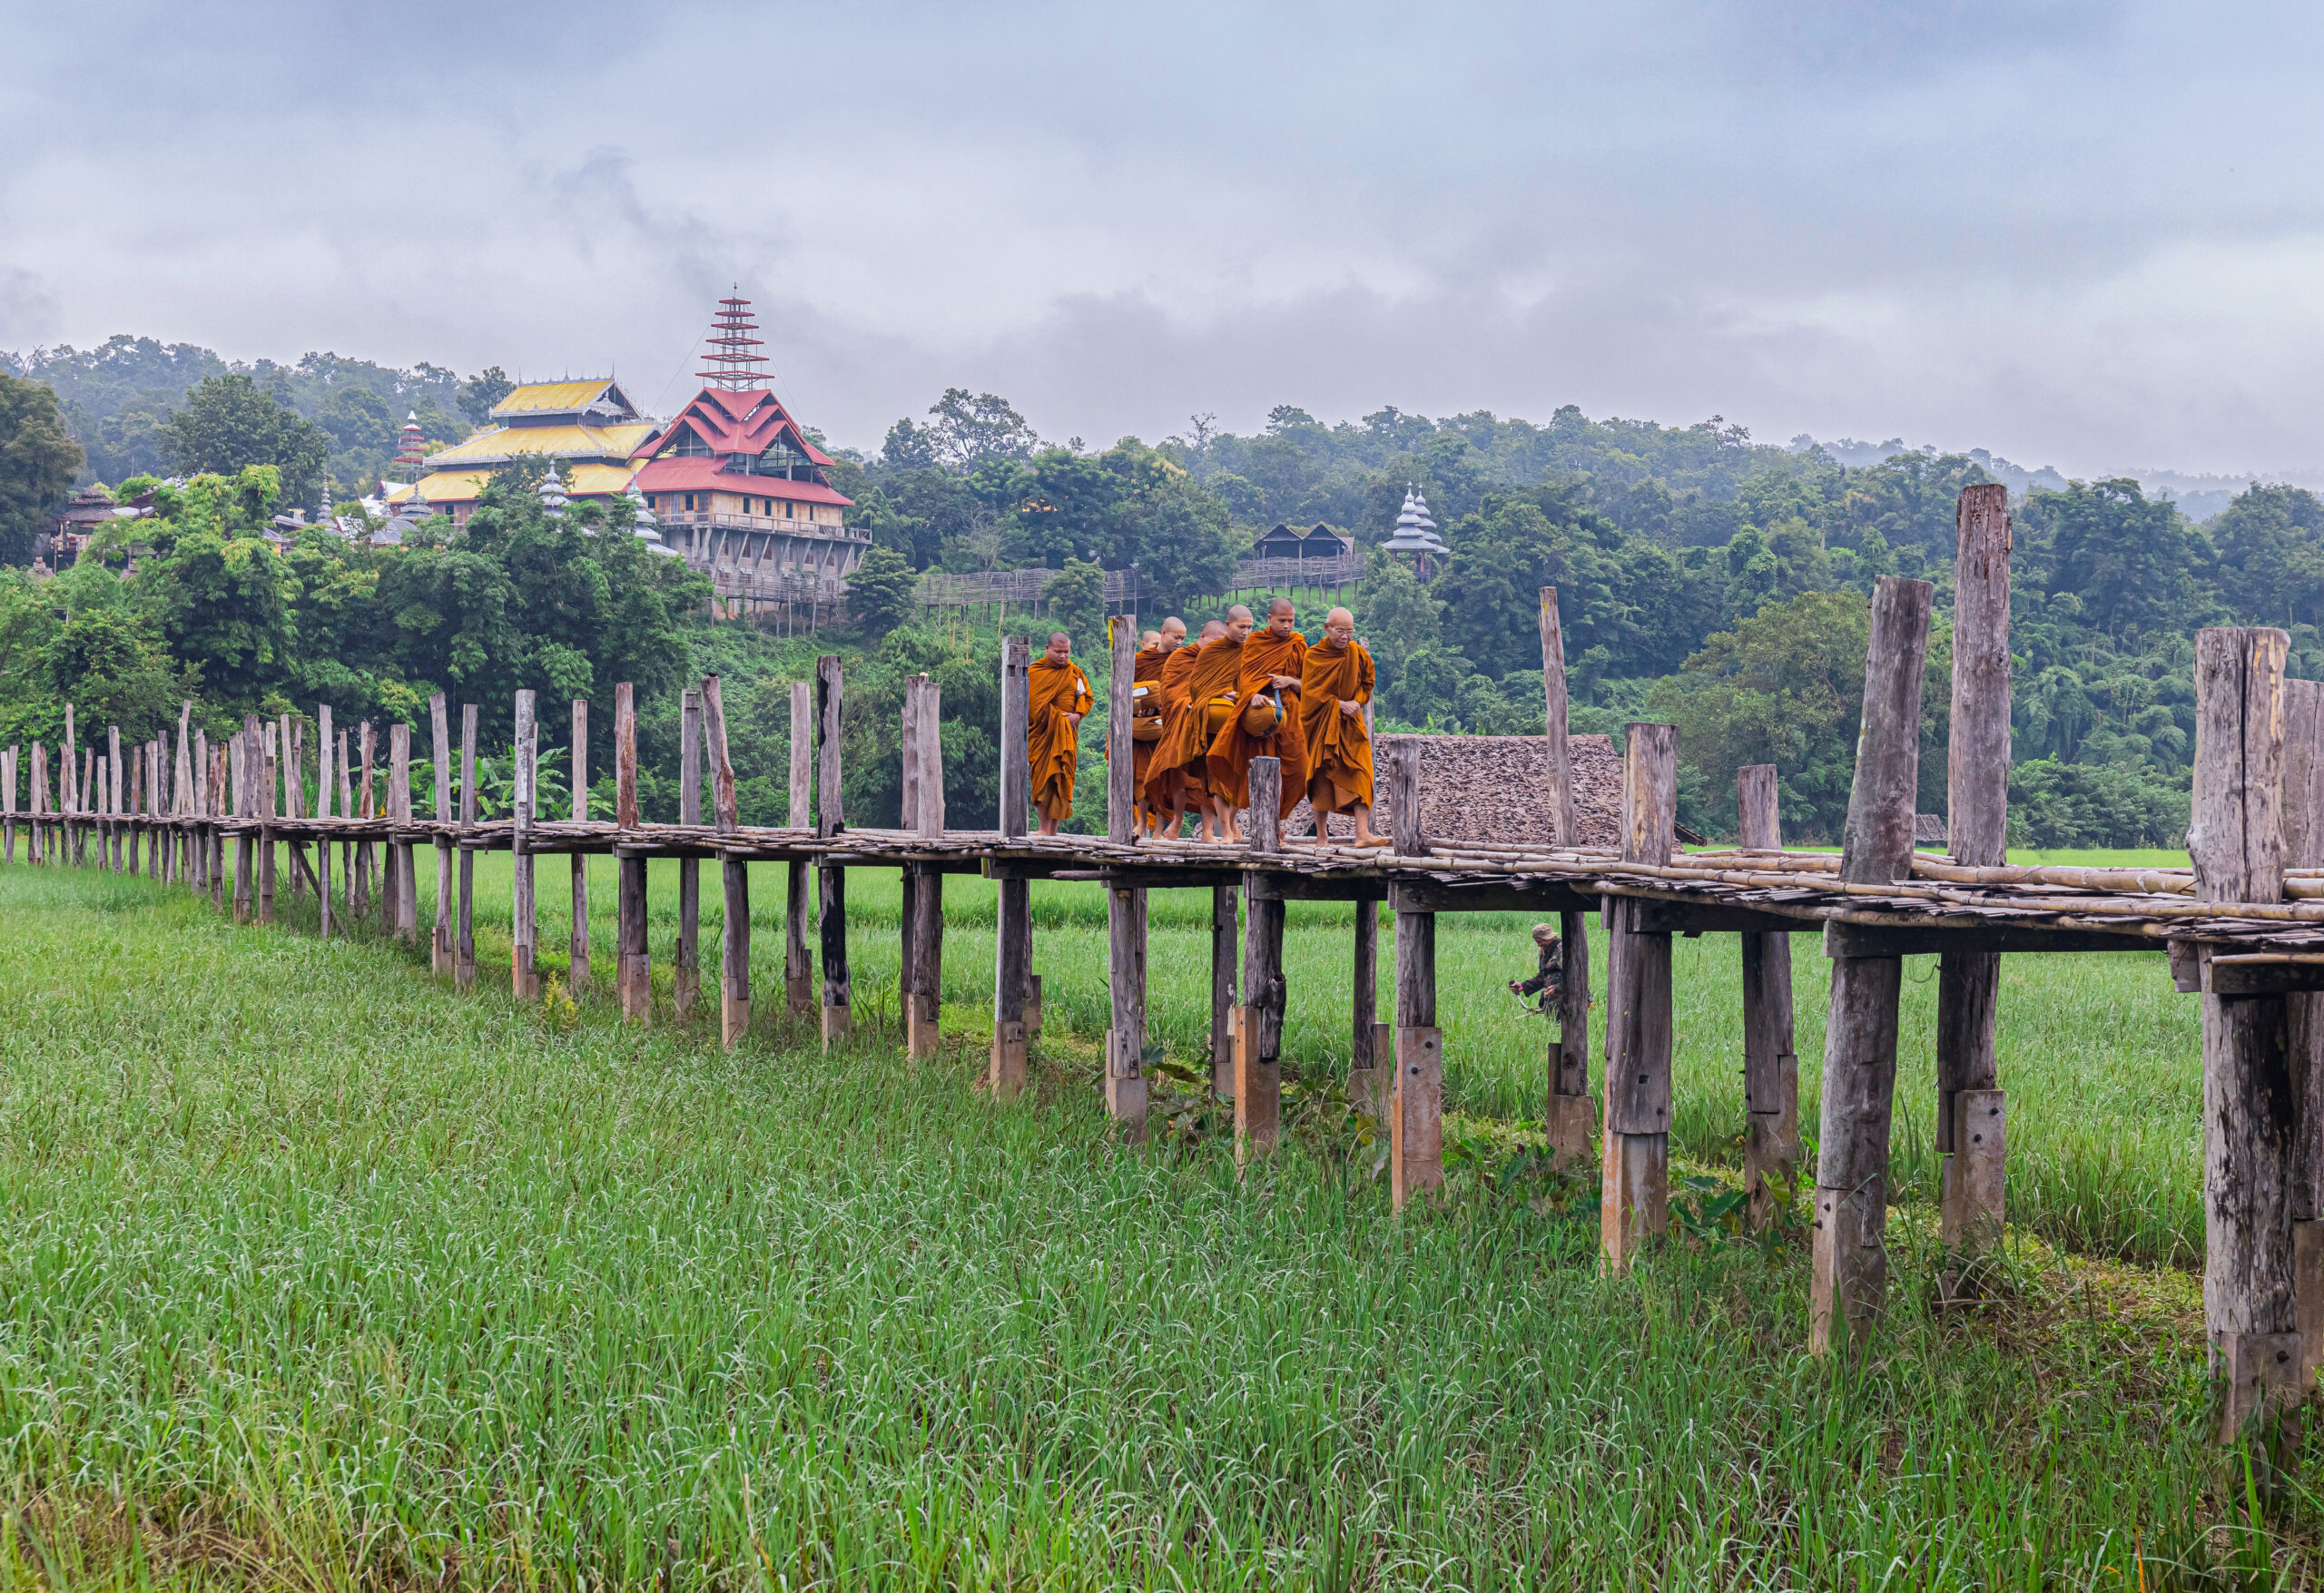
[1205,627,1309,818]
[1129,644,1172,792]
[1028,655,1093,821]
[1298,638,1376,813]
[1151,634,1242,801]
[1142,642,1206,811]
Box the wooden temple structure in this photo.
[4,484,2319,1470]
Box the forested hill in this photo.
[5,339,2324,849]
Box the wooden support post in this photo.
[271,716,290,892]
[1602,723,1677,1269]
[1812,575,1935,1356]
[355,722,375,921]
[569,699,590,993]
[1537,585,1596,1164]
[1,745,13,866]
[430,693,453,973]
[615,681,648,1021]
[2287,677,2324,1394]
[456,704,478,989]
[991,639,1030,1090]
[816,654,850,1047]
[1210,884,1238,1099]
[314,706,333,938]
[512,693,538,998]
[30,742,45,866]
[259,722,277,921]
[1738,764,1800,1229]
[675,687,703,1019]
[175,703,193,887]
[904,675,947,1061]
[1940,483,2011,1277]
[2194,625,2301,1463]
[1236,756,1285,1163]
[1349,894,1386,1119]
[703,676,748,1049]
[232,716,254,920]
[785,681,813,1018]
[108,724,123,873]
[1106,617,1148,1135]
[1388,740,1442,1209]
[60,704,74,867]
[389,723,415,940]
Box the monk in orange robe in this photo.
[1204,597,1310,841]
[1129,617,1184,822]
[1144,618,1219,837]
[1153,615,1246,841]
[1295,606,1384,845]
[1028,630,1093,834]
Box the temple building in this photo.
[387,379,656,526]
[628,297,866,605]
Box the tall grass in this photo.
[0,855,2290,1586]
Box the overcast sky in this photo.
[5,1,2320,479]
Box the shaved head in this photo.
[1268,597,1295,617]
[1327,607,1354,627]
[1161,615,1187,639]
[1200,620,1227,640]
[1049,631,1070,646]
[1141,630,1161,647]
[1226,605,1253,623]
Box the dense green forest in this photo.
[5,334,2323,847]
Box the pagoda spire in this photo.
[393,411,428,483]
[696,290,770,390]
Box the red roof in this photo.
[632,457,853,506]
[634,387,838,467]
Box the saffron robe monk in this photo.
[1027,631,1094,835]
[1143,618,1217,837]
[1151,615,1246,841]
[1204,597,1309,841]
[1295,606,1384,846]
[1128,618,1184,821]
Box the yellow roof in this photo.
[394,461,637,506]
[491,379,627,418]
[426,421,658,467]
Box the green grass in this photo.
[0,848,2304,1585]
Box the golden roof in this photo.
[490,379,635,419]
[393,461,637,506]
[426,421,658,468]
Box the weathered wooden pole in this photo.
[271,715,291,892]
[1348,891,1386,1119]
[703,675,749,1049]
[1811,575,1935,1356]
[30,742,47,866]
[785,681,813,1018]
[1738,764,1800,1230]
[1106,615,1149,1136]
[1938,484,2012,1274]
[2284,677,2324,1394]
[259,721,279,921]
[674,687,704,1019]
[314,705,334,938]
[390,723,417,939]
[1236,756,1285,1163]
[901,676,944,1060]
[105,724,121,873]
[1387,740,1442,1210]
[208,742,224,909]
[2193,625,2300,1460]
[429,694,453,972]
[1210,886,1238,1100]
[1539,585,1594,1164]
[816,654,851,1047]
[615,682,649,1021]
[1,746,14,865]
[456,703,478,988]
[991,637,1031,1095]
[1602,723,1678,1269]
[512,692,538,998]
[125,735,142,875]
[60,703,76,867]
[232,715,254,920]
[569,699,591,993]
[174,702,192,885]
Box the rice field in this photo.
[0,846,2307,1587]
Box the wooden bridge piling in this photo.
[430,695,453,972]
[991,639,1031,1094]
[1236,756,1285,1163]
[1349,892,1384,1120]
[1106,616,1149,1136]
[2193,625,2301,1463]
[1539,585,1595,1165]
[512,693,538,998]
[2,746,14,865]
[903,674,946,1062]
[569,700,591,993]
[1811,574,1935,1355]
[231,719,251,920]
[816,654,851,1047]
[2281,676,2324,1393]
[389,722,415,939]
[785,683,812,1018]
[615,682,649,1021]
[1603,721,1678,1269]
[315,706,334,938]
[261,718,281,922]
[703,675,749,1049]
[1940,484,2011,1273]
[456,704,478,988]
[274,714,293,894]
[1738,764,1800,1231]
[1388,741,1443,1210]
[675,687,704,1019]
[1209,885,1237,1099]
